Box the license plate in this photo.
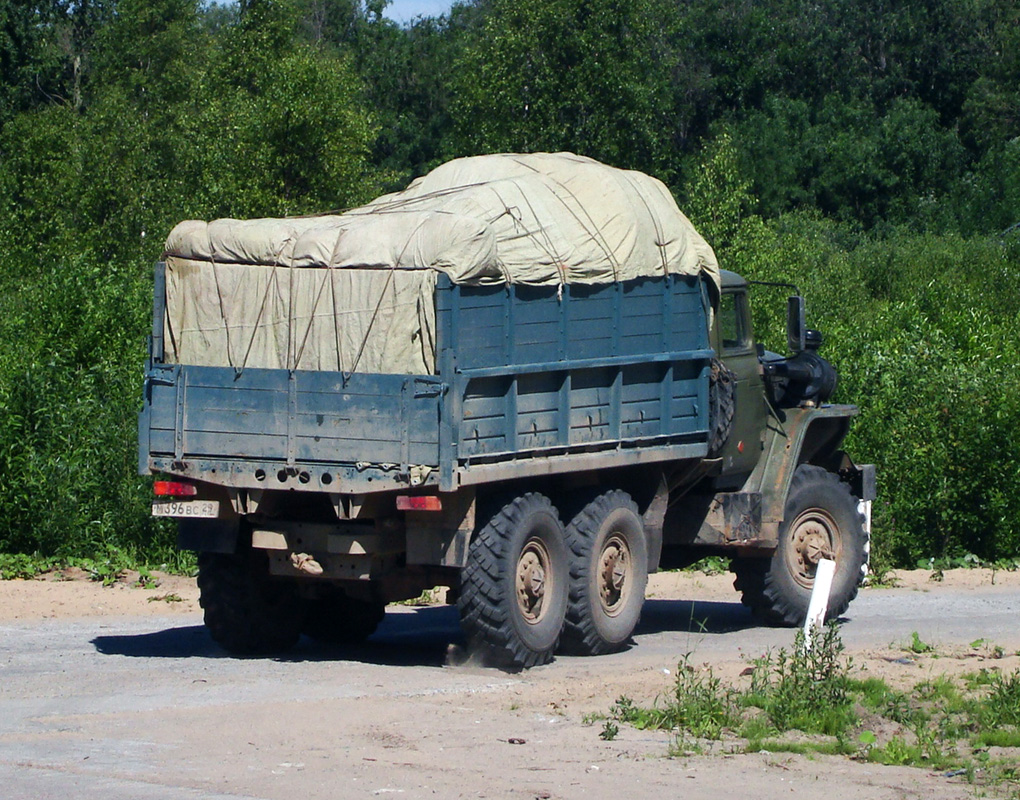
[152,500,220,518]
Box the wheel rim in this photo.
[785,507,841,590]
[516,537,553,624]
[597,533,631,617]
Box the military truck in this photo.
[138,153,873,669]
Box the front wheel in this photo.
[560,490,648,656]
[458,493,569,670]
[733,465,867,626]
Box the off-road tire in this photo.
[458,493,569,670]
[198,547,303,655]
[708,358,736,456]
[731,465,867,626]
[560,490,648,656]
[301,592,386,644]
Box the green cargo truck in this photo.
[139,153,874,669]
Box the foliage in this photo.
[0,547,194,580]
[0,0,379,562]
[0,553,60,579]
[685,556,729,577]
[447,0,698,185]
[980,670,1020,728]
[0,0,1018,565]
[683,132,756,251]
[727,96,967,228]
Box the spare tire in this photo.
[708,358,736,456]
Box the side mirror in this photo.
[787,296,806,354]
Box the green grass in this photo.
[597,625,1020,794]
[0,549,196,582]
[975,729,1020,748]
[981,670,1020,727]
[848,676,894,709]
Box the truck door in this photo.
[716,287,766,479]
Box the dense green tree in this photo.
[725,96,967,229]
[961,0,1020,152]
[194,0,378,214]
[0,0,1018,567]
[0,0,379,562]
[91,0,204,106]
[288,0,477,185]
[0,1,46,118]
[352,10,476,184]
[447,0,686,183]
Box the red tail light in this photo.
[396,495,443,512]
[153,480,198,497]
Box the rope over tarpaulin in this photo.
[161,152,719,376]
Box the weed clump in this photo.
[595,626,1020,795]
[601,656,737,747]
[980,669,1020,728]
[745,624,855,738]
[600,623,854,750]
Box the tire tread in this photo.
[560,490,647,656]
[458,493,566,670]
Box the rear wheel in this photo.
[458,493,569,670]
[732,465,866,625]
[198,546,303,655]
[560,490,647,655]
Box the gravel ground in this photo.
[1,567,1018,799]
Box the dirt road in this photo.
[1,568,1018,799]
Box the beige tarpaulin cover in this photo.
[163,152,718,374]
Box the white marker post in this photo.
[803,558,836,649]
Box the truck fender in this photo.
[743,404,861,544]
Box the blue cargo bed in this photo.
[140,270,714,494]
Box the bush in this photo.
[727,213,1020,566]
[0,0,381,565]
